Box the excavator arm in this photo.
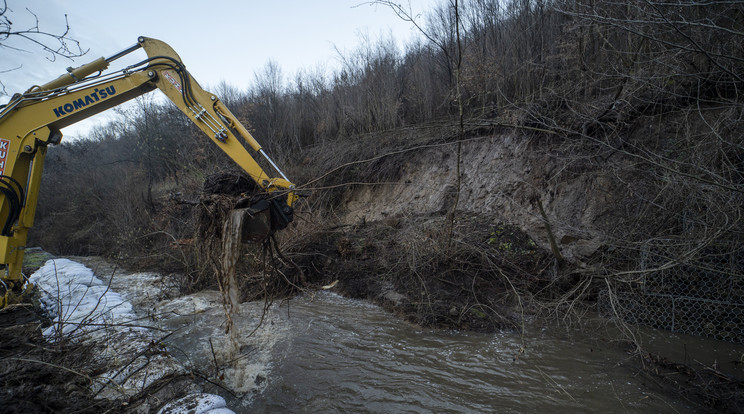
[0,37,297,307]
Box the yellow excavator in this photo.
[0,36,298,308]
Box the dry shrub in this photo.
[0,314,115,413]
[287,211,554,332]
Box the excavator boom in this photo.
[0,37,297,307]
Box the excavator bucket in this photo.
[234,197,294,243]
[197,171,293,247]
[237,200,272,243]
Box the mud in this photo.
[0,308,116,413]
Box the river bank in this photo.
[0,252,237,413]
[289,211,554,333]
[2,250,743,412]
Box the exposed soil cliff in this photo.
[337,132,626,262]
[282,127,634,332]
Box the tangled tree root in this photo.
[194,171,305,333]
[287,212,555,332]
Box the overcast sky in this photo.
[1,0,437,139]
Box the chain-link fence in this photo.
[600,238,744,344]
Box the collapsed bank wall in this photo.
[339,133,628,262]
[332,128,744,344]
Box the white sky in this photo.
[1,0,437,139]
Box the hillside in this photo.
[6,0,742,410]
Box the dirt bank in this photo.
[287,211,555,332]
[330,131,628,262]
[276,129,619,332]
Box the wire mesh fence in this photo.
[600,238,744,344]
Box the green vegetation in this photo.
[21,249,54,274]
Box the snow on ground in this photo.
[157,393,234,414]
[30,258,136,338]
[29,258,235,413]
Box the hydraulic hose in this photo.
[0,176,25,236]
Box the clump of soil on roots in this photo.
[194,171,304,332]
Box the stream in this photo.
[48,257,743,413]
[156,291,700,413]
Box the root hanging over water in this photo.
[195,172,259,341]
[219,208,247,338]
[194,171,306,341]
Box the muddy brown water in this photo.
[152,290,740,413]
[62,256,743,412]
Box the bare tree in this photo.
[370,0,467,248]
[0,0,87,94]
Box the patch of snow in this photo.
[28,258,234,412]
[29,258,137,337]
[157,393,234,414]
